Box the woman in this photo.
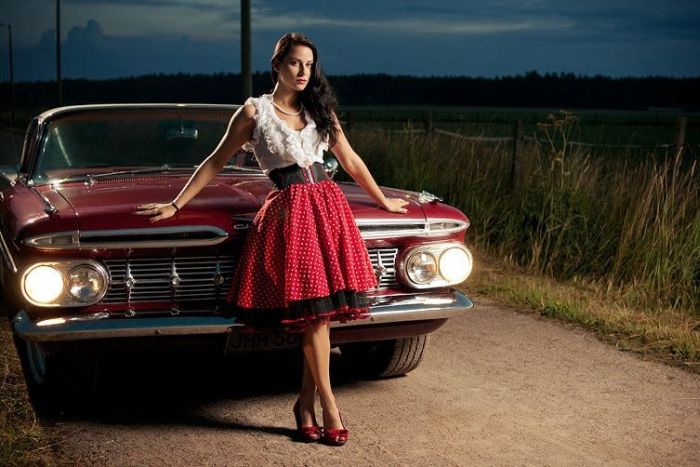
[134,32,409,446]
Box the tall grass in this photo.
[350,112,700,313]
[0,319,54,466]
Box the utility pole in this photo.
[240,0,251,99]
[0,23,14,134]
[56,0,62,105]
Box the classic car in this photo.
[0,103,474,411]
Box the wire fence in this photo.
[344,118,697,151]
[342,117,698,193]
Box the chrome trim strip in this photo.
[12,291,474,342]
[38,103,239,122]
[23,226,229,250]
[333,291,473,327]
[427,217,470,232]
[356,218,468,240]
[32,168,269,188]
[358,222,427,240]
[29,187,58,214]
[355,219,428,227]
[0,229,18,273]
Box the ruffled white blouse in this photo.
[242,93,329,175]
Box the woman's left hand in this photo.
[380,197,409,214]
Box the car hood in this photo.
[12,175,427,241]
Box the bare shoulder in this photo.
[233,103,256,122]
[228,103,256,130]
[240,103,256,119]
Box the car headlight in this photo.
[406,251,437,284]
[439,247,472,283]
[67,265,106,301]
[399,242,473,289]
[21,261,108,307]
[23,265,64,304]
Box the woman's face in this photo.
[275,44,314,92]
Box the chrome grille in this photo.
[101,248,399,306]
[102,256,236,304]
[368,248,399,288]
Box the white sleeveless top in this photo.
[242,93,330,175]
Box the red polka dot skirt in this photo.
[225,178,379,333]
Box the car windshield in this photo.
[30,108,260,184]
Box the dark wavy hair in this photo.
[270,32,339,147]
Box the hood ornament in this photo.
[417,190,442,203]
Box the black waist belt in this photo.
[268,162,331,190]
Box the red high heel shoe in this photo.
[292,398,322,442]
[321,411,349,446]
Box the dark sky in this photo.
[2,0,699,82]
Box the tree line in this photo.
[2,70,698,111]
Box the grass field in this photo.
[340,105,700,147]
[344,109,699,364]
[0,316,65,466]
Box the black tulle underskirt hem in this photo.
[225,289,372,334]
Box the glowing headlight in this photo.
[407,251,437,283]
[400,242,474,289]
[439,247,472,283]
[21,260,108,307]
[67,265,106,302]
[23,265,64,304]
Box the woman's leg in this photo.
[301,321,343,430]
[297,351,318,426]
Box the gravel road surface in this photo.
[32,299,699,466]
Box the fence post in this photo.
[424,113,433,133]
[674,116,687,152]
[510,119,523,191]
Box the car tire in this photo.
[11,333,99,417]
[340,334,430,379]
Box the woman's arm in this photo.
[171,104,256,208]
[133,104,257,222]
[329,113,408,214]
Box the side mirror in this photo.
[0,164,19,188]
[166,127,198,141]
[323,156,339,179]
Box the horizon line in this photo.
[5,70,700,85]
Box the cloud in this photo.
[12,19,239,81]
[4,0,699,80]
[244,0,699,41]
[248,14,575,35]
[64,0,232,12]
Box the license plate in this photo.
[225,329,300,352]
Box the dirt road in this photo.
[33,300,699,466]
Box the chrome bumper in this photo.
[12,291,474,343]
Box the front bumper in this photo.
[12,291,474,343]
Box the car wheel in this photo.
[12,333,99,417]
[340,334,430,379]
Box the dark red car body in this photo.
[0,104,474,410]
